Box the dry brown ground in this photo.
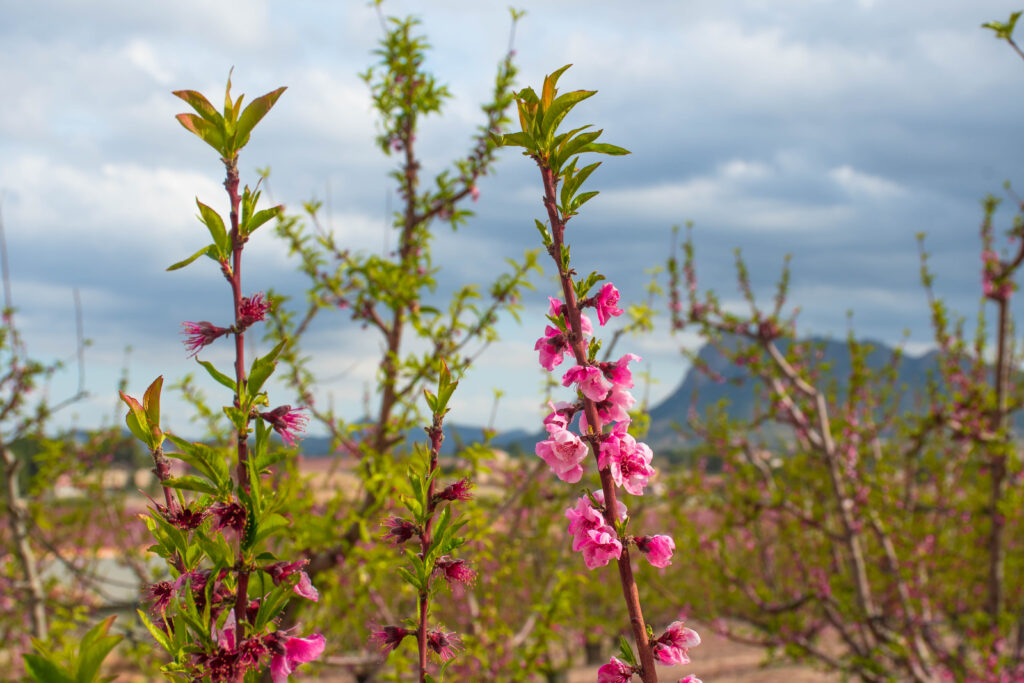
[291,622,839,682]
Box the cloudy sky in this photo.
[3,0,1023,438]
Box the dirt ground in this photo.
[296,621,840,682]
[567,621,840,682]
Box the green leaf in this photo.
[75,616,122,683]
[175,114,226,155]
[243,205,283,236]
[247,339,287,398]
[195,200,230,256]
[143,377,163,433]
[249,512,289,549]
[541,90,595,142]
[495,131,534,150]
[564,162,601,202]
[617,635,638,667]
[167,244,215,272]
[22,654,74,683]
[571,190,600,212]
[396,566,422,591]
[540,64,573,110]
[424,389,438,413]
[119,391,153,448]
[234,86,287,150]
[163,475,219,496]
[136,610,172,653]
[983,11,1022,39]
[165,436,229,489]
[576,141,630,156]
[253,582,294,630]
[195,530,233,566]
[172,90,222,125]
[196,359,237,392]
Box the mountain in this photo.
[298,335,980,458]
[644,335,944,451]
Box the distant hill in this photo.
[297,336,977,458]
[643,336,943,451]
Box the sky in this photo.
[2,0,1023,438]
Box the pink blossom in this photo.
[566,498,611,552]
[543,400,575,430]
[547,296,594,335]
[210,502,246,534]
[146,581,174,615]
[593,283,624,326]
[434,478,473,503]
[158,501,209,531]
[581,528,623,569]
[597,656,635,683]
[426,627,462,661]
[434,556,476,587]
[599,421,656,495]
[566,491,627,552]
[181,321,229,357]
[370,625,410,656]
[269,633,325,683]
[636,534,675,568]
[562,365,612,402]
[653,621,701,666]
[535,423,588,483]
[535,326,569,371]
[382,516,419,545]
[600,353,642,389]
[259,405,308,447]
[470,185,480,202]
[264,561,320,602]
[677,677,703,683]
[239,292,270,328]
[580,387,636,432]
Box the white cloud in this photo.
[601,157,853,233]
[829,165,906,198]
[0,155,222,246]
[123,38,173,85]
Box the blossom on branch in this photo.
[581,528,623,569]
[536,421,588,483]
[181,321,229,357]
[434,556,477,587]
[268,633,326,683]
[369,625,411,656]
[263,560,319,602]
[210,501,246,534]
[434,477,474,503]
[426,627,462,661]
[382,516,419,546]
[600,353,642,389]
[599,421,656,495]
[259,405,308,447]
[592,282,624,325]
[597,656,635,683]
[238,292,270,329]
[563,364,613,402]
[636,534,675,568]
[653,620,701,666]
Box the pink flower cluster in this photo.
[198,612,324,683]
[534,287,677,568]
[982,249,1013,301]
[596,620,701,682]
[566,492,627,570]
[652,621,701,665]
[535,296,594,371]
[259,405,309,447]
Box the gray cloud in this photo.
[2,0,1022,435]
